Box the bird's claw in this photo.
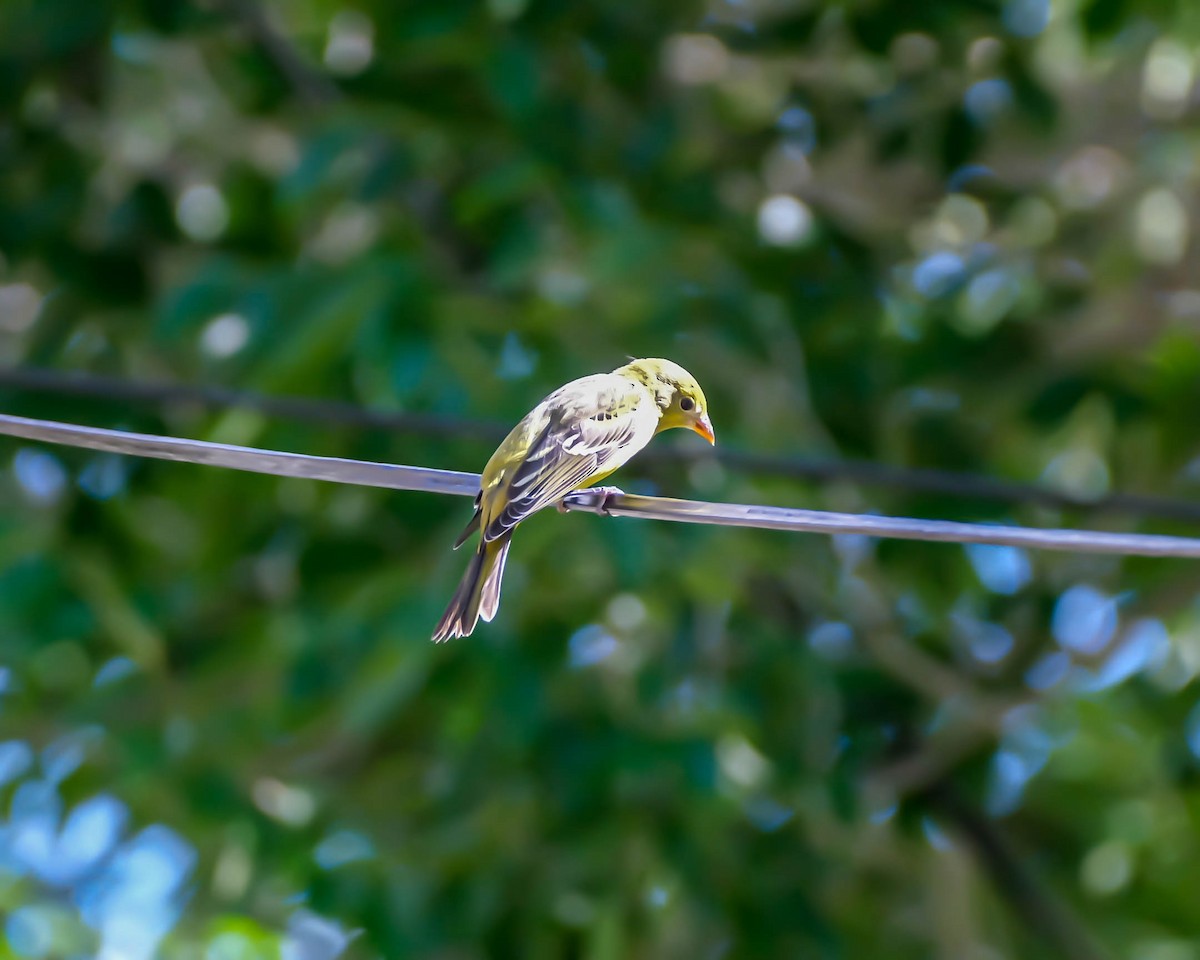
[591,485,625,516]
[559,485,626,516]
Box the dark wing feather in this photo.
[451,493,482,549]
[482,384,652,541]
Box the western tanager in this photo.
[432,358,715,642]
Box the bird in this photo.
[432,358,715,642]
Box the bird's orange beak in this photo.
[692,413,716,445]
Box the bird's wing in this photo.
[480,374,657,541]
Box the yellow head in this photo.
[615,358,715,445]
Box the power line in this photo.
[0,367,504,441]
[4,366,1200,524]
[0,413,477,496]
[1,412,1198,559]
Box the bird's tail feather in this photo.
[432,536,511,642]
[478,537,510,623]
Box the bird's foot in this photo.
[591,485,625,516]
[559,486,626,516]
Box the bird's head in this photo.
[617,358,715,445]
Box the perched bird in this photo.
[432,358,715,642]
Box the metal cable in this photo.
[6,367,1200,523]
[0,412,1198,558]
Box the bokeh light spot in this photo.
[756,195,813,247]
[201,314,250,359]
[662,34,730,85]
[606,593,647,631]
[314,829,375,870]
[1026,651,1071,690]
[964,78,1013,123]
[891,32,939,74]
[0,740,33,789]
[743,796,794,832]
[776,106,817,153]
[1053,584,1118,655]
[568,624,619,668]
[969,620,1015,664]
[965,544,1032,594]
[0,282,44,332]
[282,910,354,960]
[1135,188,1189,266]
[1055,146,1127,210]
[1003,0,1050,37]
[1084,619,1170,691]
[912,251,965,297]
[717,734,769,789]
[175,184,229,243]
[6,906,55,959]
[1081,840,1133,896]
[496,332,537,380]
[324,11,374,76]
[921,816,954,851]
[252,780,316,827]
[78,455,129,501]
[13,448,68,505]
[807,620,855,661]
[1141,39,1194,120]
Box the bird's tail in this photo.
[431,535,512,642]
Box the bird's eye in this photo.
[679,396,695,412]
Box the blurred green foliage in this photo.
[5,0,1200,957]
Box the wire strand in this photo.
[6,367,1200,524]
[0,412,1198,558]
[0,413,479,496]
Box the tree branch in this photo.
[216,0,341,105]
[926,782,1112,960]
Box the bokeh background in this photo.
[4,0,1200,956]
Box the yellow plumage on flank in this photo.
[432,358,715,642]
